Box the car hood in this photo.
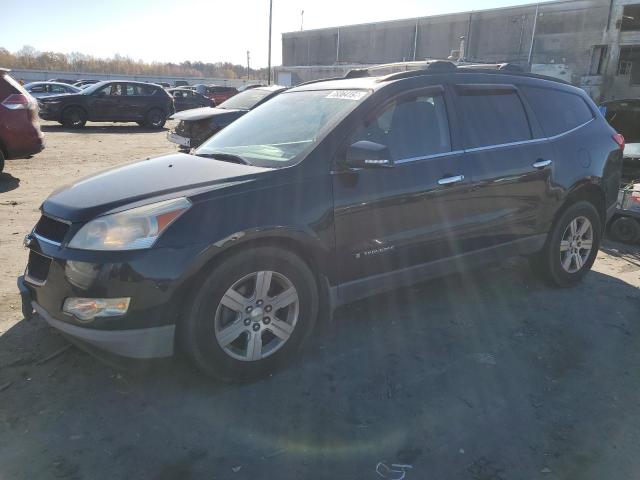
[38,93,83,102]
[171,106,245,121]
[42,153,269,222]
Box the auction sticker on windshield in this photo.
[325,90,368,100]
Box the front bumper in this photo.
[167,131,191,148]
[18,275,175,359]
[18,236,206,359]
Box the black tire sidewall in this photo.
[181,247,318,381]
[62,107,86,128]
[610,217,640,243]
[544,201,601,287]
[145,109,166,129]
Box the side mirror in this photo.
[345,140,394,169]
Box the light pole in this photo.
[267,0,273,85]
[246,50,250,80]
[301,10,304,31]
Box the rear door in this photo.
[332,85,478,284]
[122,83,151,120]
[452,82,555,249]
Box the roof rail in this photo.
[377,60,457,82]
[295,76,348,87]
[461,62,524,72]
[344,68,370,79]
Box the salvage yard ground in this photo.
[1,121,640,479]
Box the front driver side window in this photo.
[349,93,451,161]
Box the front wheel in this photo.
[529,201,601,287]
[179,247,319,382]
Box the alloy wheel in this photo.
[214,270,299,361]
[559,216,593,273]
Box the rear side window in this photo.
[520,86,594,137]
[456,88,532,148]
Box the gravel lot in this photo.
[1,121,639,480]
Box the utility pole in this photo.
[301,10,304,31]
[267,0,273,85]
[246,50,250,80]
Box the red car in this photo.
[0,69,44,173]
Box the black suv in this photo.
[37,80,174,129]
[18,63,623,381]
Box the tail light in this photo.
[1,93,32,110]
[613,133,625,150]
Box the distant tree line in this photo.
[0,45,268,80]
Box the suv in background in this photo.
[37,80,175,129]
[19,62,622,381]
[0,69,44,173]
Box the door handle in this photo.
[438,174,465,186]
[532,159,552,169]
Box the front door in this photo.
[90,83,123,120]
[332,86,477,286]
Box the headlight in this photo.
[68,197,191,250]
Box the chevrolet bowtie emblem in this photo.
[23,233,35,248]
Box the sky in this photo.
[1,0,541,68]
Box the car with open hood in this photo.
[167,85,286,150]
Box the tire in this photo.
[61,107,87,128]
[529,200,601,287]
[0,148,4,174]
[143,109,166,129]
[179,246,319,382]
[609,216,640,244]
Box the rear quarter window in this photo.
[456,88,532,148]
[520,86,594,137]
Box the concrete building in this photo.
[277,0,640,101]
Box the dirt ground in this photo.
[1,121,639,480]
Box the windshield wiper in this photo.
[195,151,251,165]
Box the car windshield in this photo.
[196,89,370,167]
[217,88,277,110]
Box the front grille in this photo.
[27,250,51,284]
[34,215,69,244]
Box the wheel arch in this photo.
[556,181,607,231]
[173,231,333,333]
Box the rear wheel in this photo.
[0,148,5,174]
[609,216,640,244]
[61,107,86,128]
[529,201,601,287]
[143,109,166,129]
[179,246,319,382]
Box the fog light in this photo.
[63,297,130,322]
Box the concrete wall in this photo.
[7,69,262,88]
[280,0,621,100]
